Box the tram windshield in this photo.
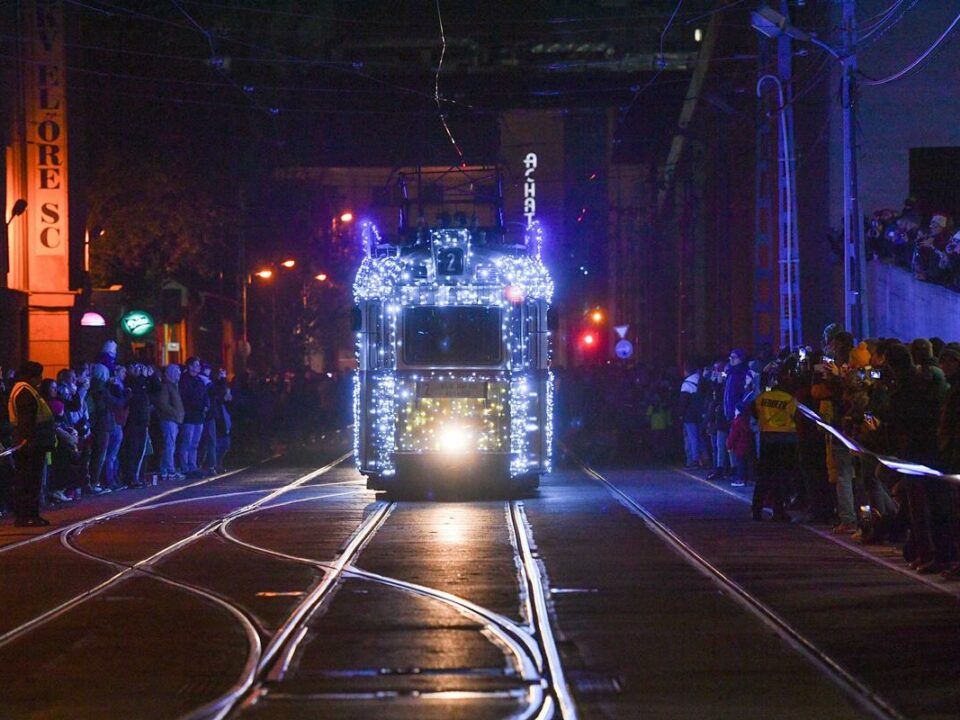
[402,306,502,366]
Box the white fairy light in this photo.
[353,221,554,481]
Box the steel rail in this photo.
[219,492,554,719]
[219,524,551,719]
[58,527,266,702]
[509,501,579,720]
[0,465,249,555]
[576,459,907,720]
[0,452,351,651]
[193,502,395,720]
[673,465,960,602]
[124,478,365,514]
[262,503,394,682]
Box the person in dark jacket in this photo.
[679,361,705,468]
[95,340,118,374]
[207,368,232,473]
[155,365,184,479]
[88,363,129,493]
[123,363,159,487]
[178,357,209,477]
[8,361,50,526]
[876,343,949,572]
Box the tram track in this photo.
[0,452,353,651]
[210,494,576,720]
[573,458,907,720]
[3,443,574,719]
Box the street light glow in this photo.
[255,269,273,279]
[315,273,328,282]
[280,259,296,268]
[340,211,354,223]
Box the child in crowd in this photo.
[725,401,753,488]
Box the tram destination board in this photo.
[417,381,488,399]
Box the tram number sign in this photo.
[436,248,464,276]
[418,381,487,399]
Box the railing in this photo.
[797,403,960,483]
[0,441,25,459]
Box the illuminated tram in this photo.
[353,169,554,492]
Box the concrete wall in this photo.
[867,261,960,342]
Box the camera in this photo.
[870,369,881,380]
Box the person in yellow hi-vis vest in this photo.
[8,361,53,527]
[752,372,799,521]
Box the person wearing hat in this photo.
[95,339,119,374]
[914,213,952,282]
[7,361,52,526]
[939,343,960,381]
[849,342,872,371]
[717,349,751,479]
[822,323,843,351]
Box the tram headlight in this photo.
[438,425,472,454]
[504,285,525,303]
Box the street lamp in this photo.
[751,2,868,340]
[2,199,27,284]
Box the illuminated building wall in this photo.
[5,0,73,372]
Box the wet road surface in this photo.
[2,441,958,719]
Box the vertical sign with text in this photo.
[523,152,537,228]
[27,0,69,261]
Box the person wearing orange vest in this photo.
[752,372,799,522]
[7,361,52,527]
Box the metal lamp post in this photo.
[751,1,868,340]
[2,199,27,287]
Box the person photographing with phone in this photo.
[811,324,858,533]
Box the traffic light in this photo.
[580,330,598,349]
[589,308,604,325]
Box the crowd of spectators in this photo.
[867,203,960,291]
[556,323,960,578]
[557,364,678,465]
[678,324,960,577]
[0,341,349,524]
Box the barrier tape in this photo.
[0,441,25,459]
[796,402,960,484]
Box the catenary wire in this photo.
[859,8,960,86]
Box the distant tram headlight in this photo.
[438,425,472,454]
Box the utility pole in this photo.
[840,0,869,339]
[776,0,802,349]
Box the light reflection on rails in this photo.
[573,457,907,720]
[0,451,355,709]
[209,492,576,719]
[1,446,575,720]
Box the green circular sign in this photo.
[120,310,155,338]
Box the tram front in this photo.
[354,224,554,494]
